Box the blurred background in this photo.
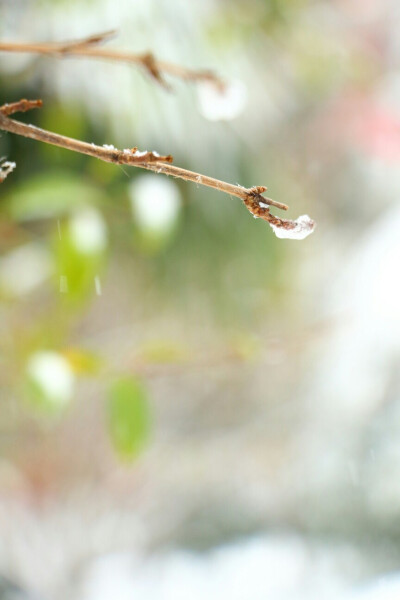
[1,0,400,598]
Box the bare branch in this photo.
[0,99,316,236]
[0,100,172,165]
[0,31,221,88]
[56,30,117,51]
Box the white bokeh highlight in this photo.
[129,175,182,235]
[69,207,107,254]
[26,351,75,409]
[0,242,52,296]
[197,79,247,122]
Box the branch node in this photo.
[141,52,170,89]
[249,185,267,195]
[0,98,43,116]
[245,187,288,212]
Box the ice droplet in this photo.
[270,215,315,240]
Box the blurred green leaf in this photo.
[108,377,151,460]
[40,103,87,141]
[5,171,104,221]
[53,208,107,303]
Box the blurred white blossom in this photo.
[0,242,52,296]
[26,351,75,409]
[129,175,181,235]
[196,79,247,122]
[69,207,107,254]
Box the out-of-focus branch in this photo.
[0,30,221,88]
[0,99,315,236]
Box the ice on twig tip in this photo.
[270,215,315,240]
[197,79,247,121]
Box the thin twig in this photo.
[0,99,315,235]
[0,31,221,88]
[0,100,173,165]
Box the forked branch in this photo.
[0,99,315,237]
[0,30,221,88]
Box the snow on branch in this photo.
[0,33,316,238]
[0,159,16,182]
[0,99,315,238]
